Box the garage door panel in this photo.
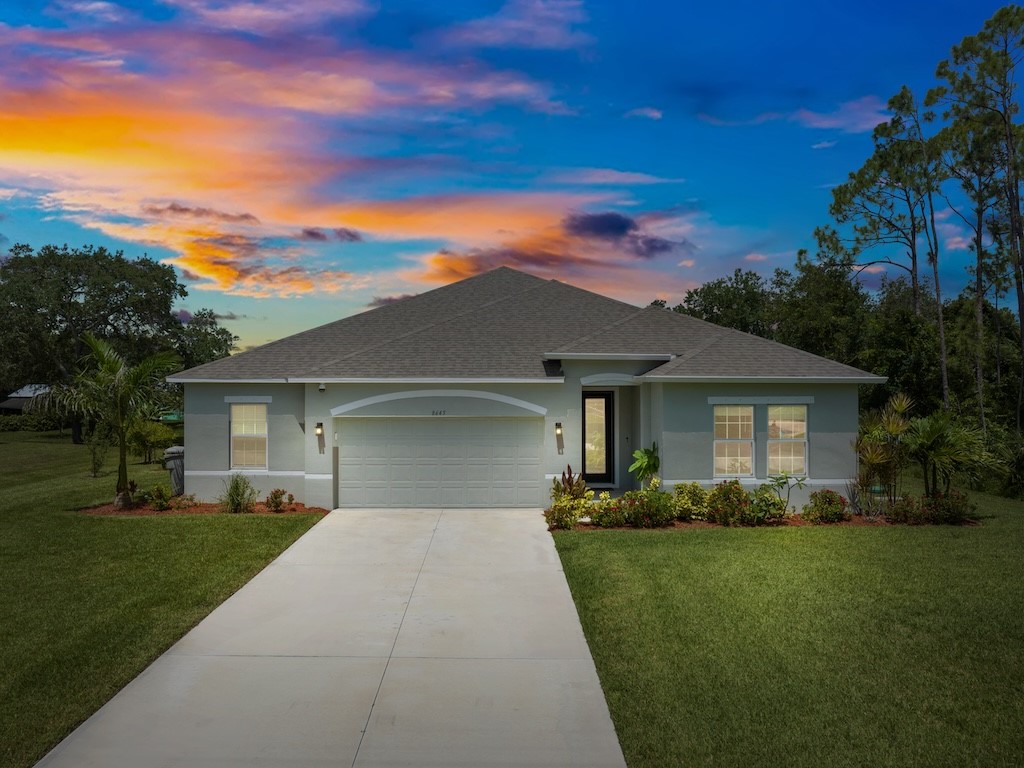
[338,417,543,508]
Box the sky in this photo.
[0,0,1011,349]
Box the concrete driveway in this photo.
[36,509,626,767]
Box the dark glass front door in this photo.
[583,392,614,483]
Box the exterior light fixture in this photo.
[315,422,324,436]
[555,422,563,436]
[555,421,564,455]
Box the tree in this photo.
[861,277,942,414]
[46,334,180,507]
[876,86,951,408]
[0,244,185,392]
[772,250,870,366]
[933,112,1004,431]
[671,268,775,337]
[174,309,238,370]
[931,6,1024,429]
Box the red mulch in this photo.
[81,501,330,517]
[572,514,893,532]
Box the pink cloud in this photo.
[440,0,591,50]
[744,253,768,262]
[163,0,370,33]
[549,168,683,185]
[790,96,890,134]
[625,107,662,120]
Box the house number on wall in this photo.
[431,410,447,416]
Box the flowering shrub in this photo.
[620,489,674,528]
[802,489,849,524]
[706,480,752,526]
[672,482,709,521]
[591,491,627,527]
[920,490,976,524]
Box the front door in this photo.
[582,392,614,484]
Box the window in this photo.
[768,405,807,475]
[583,392,614,483]
[231,403,267,468]
[714,405,753,476]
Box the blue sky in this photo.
[0,1,1008,348]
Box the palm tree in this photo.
[49,333,180,507]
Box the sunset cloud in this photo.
[440,0,591,50]
[549,168,683,185]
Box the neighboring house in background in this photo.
[0,384,50,413]
[168,267,884,509]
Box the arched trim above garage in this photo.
[330,389,548,418]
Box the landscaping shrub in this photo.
[551,464,589,502]
[591,491,627,528]
[171,493,199,510]
[885,495,926,525]
[265,488,288,513]
[706,480,753,526]
[750,485,788,524]
[545,493,592,529]
[921,491,976,525]
[148,484,172,511]
[0,413,63,432]
[545,465,592,529]
[672,482,708,521]
[620,488,675,528]
[219,474,259,514]
[127,421,177,464]
[802,489,850,524]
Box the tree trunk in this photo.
[114,429,130,508]
[974,200,987,434]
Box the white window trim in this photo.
[713,405,754,478]
[230,403,268,470]
[767,405,808,477]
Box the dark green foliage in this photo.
[127,421,177,464]
[136,484,172,511]
[0,413,64,432]
[265,488,288,513]
[749,486,788,524]
[922,490,977,524]
[671,268,774,337]
[219,474,260,514]
[705,480,753,526]
[619,489,674,528]
[802,489,850,524]
[627,442,660,486]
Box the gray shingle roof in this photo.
[168,267,883,383]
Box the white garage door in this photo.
[338,417,544,508]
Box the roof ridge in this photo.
[294,270,546,377]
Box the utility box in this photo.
[163,445,185,496]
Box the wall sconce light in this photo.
[555,422,563,436]
[315,422,324,436]
[318,383,326,393]
[554,421,564,455]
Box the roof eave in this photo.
[169,376,565,385]
[640,374,888,384]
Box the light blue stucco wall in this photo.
[180,374,860,509]
[655,382,859,506]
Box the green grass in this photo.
[555,496,1024,767]
[0,431,321,768]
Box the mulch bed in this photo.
[81,501,331,517]
[571,514,893,531]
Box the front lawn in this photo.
[0,431,322,768]
[555,493,1024,767]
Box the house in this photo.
[168,267,884,509]
[0,384,50,413]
